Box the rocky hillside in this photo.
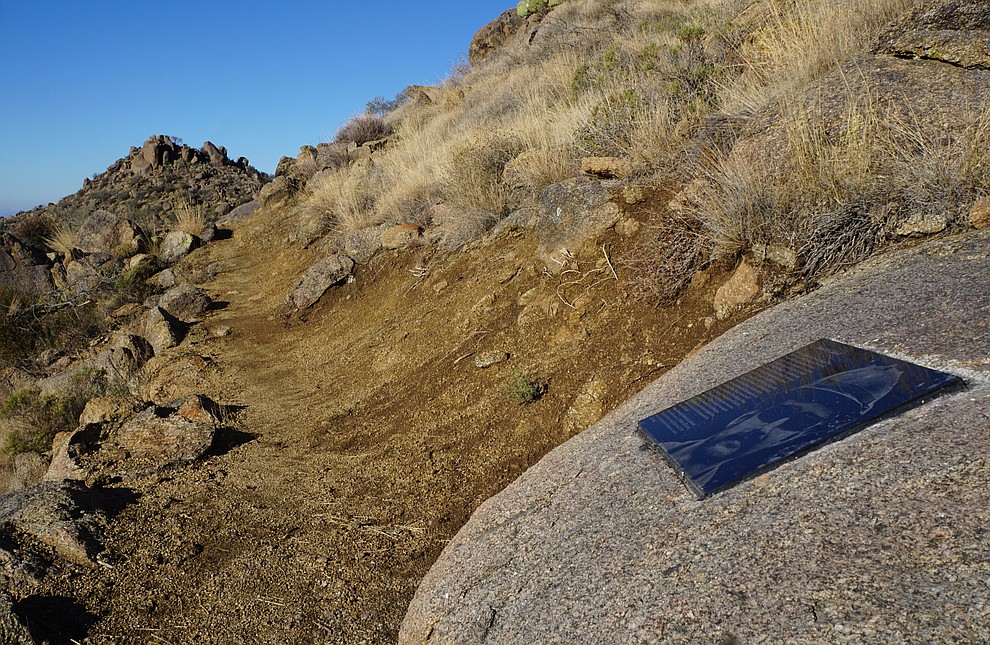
[0,0,987,642]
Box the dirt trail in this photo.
[37,197,751,643]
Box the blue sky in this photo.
[0,1,512,216]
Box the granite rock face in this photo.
[876,0,990,70]
[291,255,355,309]
[401,229,990,644]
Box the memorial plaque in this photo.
[638,339,964,499]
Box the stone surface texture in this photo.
[291,255,355,309]
[401,229,990,644]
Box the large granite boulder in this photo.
[469,9,526,65]
[0,233,52,296]
[158,284,213,323]
[402,229,990,643]
[537,177,621,259]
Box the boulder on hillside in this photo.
[291,255,355,309]
[102,395,218,475]
[159,230,199,264]
[202,141,229,166]
[74,210,143,255]
[158,284,213,323]
[537,177,622,259]
[469,9,526,65]
[143,306,185,355]
[0,233,53,296]
[219,199,260,224]
[876,0,990,70]
[581,156,633,179]
[94,332,153,386]
[259,176,299,210]
[381,224,421,250]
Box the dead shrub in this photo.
[334,115,393,146]
[0,370,104,454]
[620,212,710,303]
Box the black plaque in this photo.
[638,339,964,498]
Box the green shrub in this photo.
[1,369,104,454]
[506,370,546,405]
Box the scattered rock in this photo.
[150,267,177,290]
[381,224,421,250]
[0,233,53,296]
[211,325,232,338]
[78,396,140,427]
[94,332,153,386]
[895,213,949,237]
[143,307,185,355]
[969,197,990,229]
[619,185,647,205]
[343,228,384,264]
[158,284,213,323]
[0,481,109,566]
[35,362,98,399]
[581,156,633,179]
[565,377,607,433]
[139,353,215,405]
[474,351,509,369]
[714,258,760,320]
[159,231,198,264]
[537,178,622,260]
[291,255,355,309]
[259,176,299,210]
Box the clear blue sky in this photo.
[0,0,512,216]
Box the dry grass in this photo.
[171,199,207,237]
[43,221,78,256]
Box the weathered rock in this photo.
[564,377,607,433]
[753,243,800,270]
[343,227,384,264]
[291,255,355,309]
[44,430,90,482]
[0,233,52,296]
[474,351,509,369]
[110,395,217,470]
[139,353,215,405]
[259,175,299,209]
[151,267,177,289]
[94,332,153,385]
[158,284,212,323]
[714,257,760,320]
[537,178,622,258]
[969,196,990,228]
[159,230,198,264]
[75,210,141,256]
[895,213,949,236]
[202,141,228,166]
[876,0,990,70]
[469,8,526,65]
[581,156,633,179]
[381,224,421,250]
[35,362,98,398]
[143,307,184,355]
[0,481,108,566]
[218,199,260,224]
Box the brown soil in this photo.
[34,191,757,643]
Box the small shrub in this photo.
[506,370,546,405]
[334,115,393,147]
[111,261,157,308]
[621,213,710,304]
[1,370,104,454]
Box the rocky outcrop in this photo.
[0,233,52,296]
[381,224,421,250]
[73,210,143,255]
[876,0,990,69]
[144,307,185,355]
[469,9,525,65]
[160,230,199,264]
[536,177,621,260]
[290,255,355,309]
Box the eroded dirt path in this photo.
[43,198,749,643]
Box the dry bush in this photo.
[171,199,206,236]
[304,166,380,237]
[694,93,990,279]
[722,0,913,114]
[620,212,710,303]
[438,134,525,247]
[334,114,394,146]
[0,370,104,454]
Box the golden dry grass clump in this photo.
[300,0,988,286]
